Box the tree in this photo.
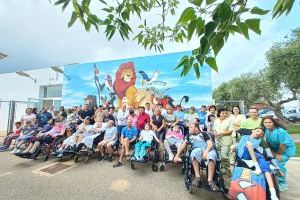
[51,0,297,78]
[213,28,300,124]
[212,72,264,109]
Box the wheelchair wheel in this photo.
[130,161,135,170]
[74,154,79,162]
[159,163,165,171]
[152,164,158,172]
[184,176,193,193]
[85,155,90,163]
[266,175,280,200]
[43,155,49,162]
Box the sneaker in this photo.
[168,153,174,161]
[131,157,137,161]
[57,153,64,158]
[192,177,201,187]
[136,157,144,161]
[15,149,22,154]
[113,161,122,168]
[108,156,113,162]
[97,155,103,161]
[11,148,18,154]
[103,155,109,160]
[279,183,288,192]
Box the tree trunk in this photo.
[273,108,290,127]
[265,100,290,126]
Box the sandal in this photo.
[208,181,219,192]
[113,161,122,168]
[223,170,232,178]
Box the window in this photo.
[39,85,62,111]
[287,110,296,114]
[41,85,62,98]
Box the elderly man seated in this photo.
[96,120,118,162]
[113,119,138,167]
[174,123,219,191]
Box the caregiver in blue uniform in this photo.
[262,116,296,192]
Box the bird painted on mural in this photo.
[138,70,167,86]
[147,87,170,99]
[104,75,115,93]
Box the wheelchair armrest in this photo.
[237,128,252,136]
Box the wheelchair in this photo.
[73,133,103,163]
[159,124,186,172]
[74,129,122,163]
[229,129,280,200]
[130,139,160,171]
[31,135,65,161]
[182,133,228,198]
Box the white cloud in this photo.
[186,80,212,87]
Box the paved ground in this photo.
[0,152,300,200]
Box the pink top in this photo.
[127,115,138,127]
[48,124,66,137]
[166,129,183,140]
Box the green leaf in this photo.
[212,33,224,56]
[187,20,197,41]
[272,0,284,18]
[178,7,196,24]
[121,11,130,21]
[206,0,217,5]
[107,27,116,40]
[206,57,218,72]
[245,18,261,34]
[188,0,203,6]
[196,17,204,36]
[54,0,69,6]
[228,25,240,33]
[174,56,189,70]
[193,63,201,79]
[218,2,232,22]
[68,11,78,27]
[238,22,249,39]
[99,0,107,5]
[200,36,209,54]
[182,61,193,76]
[204,21,217,37]
[250,7,270,15]
[84,20,92,31]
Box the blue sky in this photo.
[0,0,299,88]
[62,51,212,107]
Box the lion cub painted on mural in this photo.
[135,88,154,108]
[113,62,138,108]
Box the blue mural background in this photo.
[62,51,212,108]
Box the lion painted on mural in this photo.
[113,62,138,108]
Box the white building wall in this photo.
[0,67,64,132]
[0,68,63,101]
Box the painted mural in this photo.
[62,51,212,108]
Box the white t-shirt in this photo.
[117,110,128,126]
[140,130,156,143]
[184,113,200,125]
[161,109,167,117]
[145,109,153,117]
[22,113,36,125]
